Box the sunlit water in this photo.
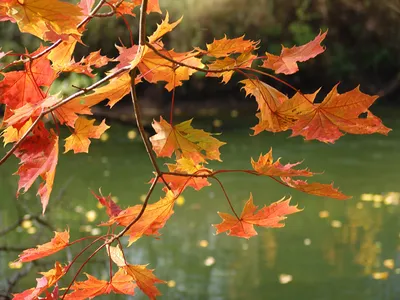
[1,112,400,300]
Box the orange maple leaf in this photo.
[0,0,83,39]
[148,12,183,44]
[108,245,165,299]
[64,117,109,154]
[17,230,69,262]
[150,117,226,164]
[287,84,391,143]
[14,122,59,213]
[1,118,33,146]
[251,148,314,177]
[0,46,57,120]
[206,51,256,83]
[198,35,259,58]
[115,44,203,91]
[91,190,122,217]
[76,72,134,108]
[154,157,212,195]
[64,269,136,299]
[132,0,161,14]
[214,194,302,239]
[13,262,66,300]
[241,78,290,133]
[103,191,176,244]
[281,177,350,200]
[262,30,327,75]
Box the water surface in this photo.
[1,112,400,300]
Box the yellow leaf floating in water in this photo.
[372,272,389,280]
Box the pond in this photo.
[1,110,400,300]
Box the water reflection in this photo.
[1,121,400,299]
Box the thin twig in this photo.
[129,68,170,189]
[113,174,159,239]
[211,175,241,220]
[138,0,149,46]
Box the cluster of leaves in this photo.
[0,0,390,298]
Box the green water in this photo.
[1,113,400,300]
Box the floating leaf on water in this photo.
[21,220,33,229]
[331,220,342,228]
[198,240,208,248]
[167,280,176,288]
[319,210,329,218]
[204,256,215,266]
[127,130,137,140]
[384,192,400,205]
[372,272,389,280]
[383,259,394,269]
[176,195,185,206]
[361,193,374,201]
[100,132,109,142]
[279,274,293,284]
[27,227,37,235]
[91,228,101,236]
[85,210,97,222]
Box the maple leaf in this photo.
[78,0,94,16]
[287,84,391,143]
[52,49,111,77]
[64,270,136,299]
[1,118,33,146]
[240,78,289,133]
[0,46,57,118]
[91,189,122,217]
[115,44,203,91]
[108,245,165,299]
[17,230,69,262]
[14,122,59,213]
[132,0,161,14]
[262,30,327,75]
[77,72,133,108]
[64,117,109,154]
[206,51,256,83]
[13,262,66,300]
[214,194,302,239]
[153,157,212,195]
[281,177,350,200]
[150,117,226,164]
[251,148,314,177]
[48,36,77,70]
[103,191,176,244]
[0,0,83,39]
[148,12,183,44]
[198,35,259,58]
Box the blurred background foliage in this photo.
[1,0,400,103]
